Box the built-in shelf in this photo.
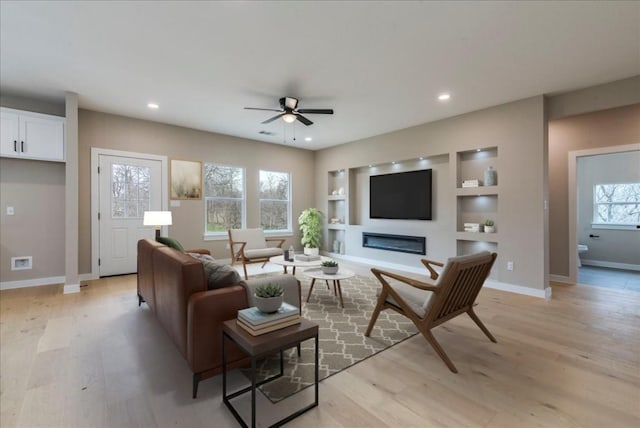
[328,195,346,201]
[328,224,346,230]
[455,232,499,243]
[455,185,499,196]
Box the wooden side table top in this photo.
[223,318,318,357]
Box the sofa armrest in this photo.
[242,274,301,312]
[186,248,211,255]
[187,285,249,374]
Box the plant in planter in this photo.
[298,208,323,255]
[484,219,495,233]
[254,283,284,313]
[321,260,339,275]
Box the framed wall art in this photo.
[170,159,202,200]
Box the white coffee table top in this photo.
[269,255,331,268]
[303,267,355,281]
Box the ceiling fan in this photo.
[244,97,334,126]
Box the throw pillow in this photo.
[157,236,185,252]
[189,253,241,289]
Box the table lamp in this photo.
[143,211,172,240]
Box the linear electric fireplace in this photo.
[362,232,426,255]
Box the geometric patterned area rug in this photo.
[247,274,419,403]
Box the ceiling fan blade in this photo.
[262,113,285,124]
[296,114,313,126]
[244,107,283,112]
[297,108,334,115]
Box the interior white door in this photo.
[99,154,162,276]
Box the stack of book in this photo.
[464,223,484,232]
[462,179,481,188]
[237,302,300,336]
[295,254,321,262]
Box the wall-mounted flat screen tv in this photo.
[370,169,432,220]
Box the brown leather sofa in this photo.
[136,238,300,398]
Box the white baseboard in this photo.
[0,276,65,291]
[581,259,640,272]
[1,273,96,291]
[549,274,573,284]
[324,252,551,299]
[484,279,551,299]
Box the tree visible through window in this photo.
[111,164,150,218]
[593,183,640,225]
[204,164,245,234]
[259,170,291,232]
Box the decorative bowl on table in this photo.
[254,283,284,313]
[321,260,339,275]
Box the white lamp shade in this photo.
[143,211,172,226]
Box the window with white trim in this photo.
[204,164,245,235]
[259,170,291,233]
[593,183,640,225]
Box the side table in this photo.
[303,267,355,308]
[222,318,319,428]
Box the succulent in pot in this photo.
[254,283,284,313]
[321,260,339,275]
[484,219,495,233]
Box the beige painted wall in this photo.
[316,96,548,291]
[78,109,315,275]
[0,95,66,284]
[548,104,640,277]
[0,158,65,282]
[577,151,640,266]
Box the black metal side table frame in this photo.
[222,323,319,428]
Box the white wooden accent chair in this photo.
[365,251,498,373]
[228,228,285,279]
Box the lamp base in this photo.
[155,228,161,240]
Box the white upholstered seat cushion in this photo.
[243,247,283,259]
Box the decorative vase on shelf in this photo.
[484,167,497,186]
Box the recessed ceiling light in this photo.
[476,148,481,152]
[147,103,159,109]
[437,93,451,101]
[305,137,312,142]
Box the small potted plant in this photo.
[484,219,495,233]
[321,260,339,275]
[254,283,284,313]
[298,207,323,255]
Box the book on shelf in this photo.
[237,315,301,336]
[238,302,299,326]
[462,179,482,188]
[294,254,321,262]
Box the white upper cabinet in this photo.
[0,107,65,162]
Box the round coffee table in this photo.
[303,267,355,308]
[269,255,330,276]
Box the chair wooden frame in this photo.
[365,252,498,373]
[228,230,285,280]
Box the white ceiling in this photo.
[1,1,638,150]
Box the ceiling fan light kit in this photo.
[245,96,334,127]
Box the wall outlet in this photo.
[6,206,14,215]
[507,261,514,271]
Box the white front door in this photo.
[98,154,162,276]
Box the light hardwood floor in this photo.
[1,264,639,427]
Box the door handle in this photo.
[13,140,17,152]
[21,141,24,152]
